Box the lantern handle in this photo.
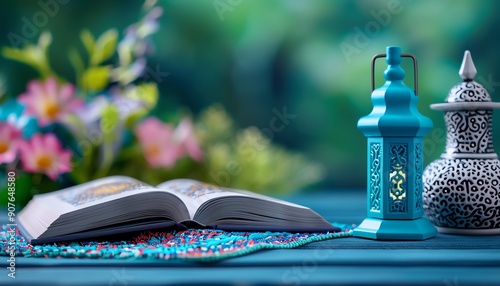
[371,53,418,96]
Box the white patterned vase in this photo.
[423,51,500,235]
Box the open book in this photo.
[18,176,337,244]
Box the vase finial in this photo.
[459,50,477,81]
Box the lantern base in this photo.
[353,217,437,240]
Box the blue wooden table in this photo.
[2,191,499,286]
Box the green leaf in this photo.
[2,32,54,77]
[2,45,46,73]
[38,32,52,52]
[68,49,85,86]
[80,29,95,55]
[135,82,159,109]
[100,103,120,139]
[80,66,110,92]
[91,29,118,66]
[118,41,133,67]
[2,46,28,64]
[124,108,148,128]
[94,103,120,179]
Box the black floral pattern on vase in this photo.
[446,80,491,102]
[444,110,494,154]
[423,159,500,229]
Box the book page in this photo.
[19,176,165,240]
[156,179,245,218]
[37,176,159,213]
[156,179,307,219]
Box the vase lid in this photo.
[431,50,500,110]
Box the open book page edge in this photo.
[157,179,308,211]
[18,176,182,240]
[213,224,339,233]
[227,189,308,209]
[29,221,179,245]
[34,176,163,210]
[156,179,216,218]
[18,198,59,240]
[156,179,266,218]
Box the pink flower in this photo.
[135,117,203,168]
[135,117,182,168]
[0,122,22,164]
[18,77,84,126]
[174,118,203,161]
[18,133,72,180]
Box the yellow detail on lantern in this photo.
[390,165,407,200]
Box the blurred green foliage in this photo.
[195,105,324,193]
[1,0,499,189]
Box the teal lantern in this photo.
[353,46,437,240]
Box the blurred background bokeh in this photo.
[1,0,499,190]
